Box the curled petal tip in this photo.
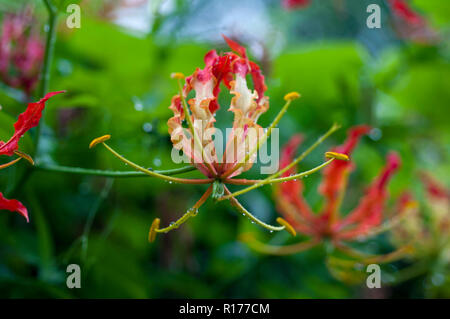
[276,217,297,237]
[171,72,185,80]
[325,151,349,161]
[284,92,301,101]
[89,135,111,149]
[148,218,160,243]
[14,151,34,165]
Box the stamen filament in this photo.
[224,186,285,232]
[155,185,213,234]
[101,142,213,184]
[240,233,320,255]
[177,79,217,177]
[219,159,334,201]
[222,97,295,179]
[0,157,22,170]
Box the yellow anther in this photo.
[14,151,34,165]
[325,151,349,161]
[148,218,160,243]
[171,72,185,80]
[276,217,297,237]
[284,92,301,101]
[89,135,111,149]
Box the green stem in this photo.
[35,163,197,177]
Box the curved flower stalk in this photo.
[90,36,346,242]
[390,173,449,283]
[0,91,64,221]
[0,7,45,95]
[242,125,414,280]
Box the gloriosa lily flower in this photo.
[90,36,348,242]
[0,91,64,221]
[242,125,414,268]
[0,8,45,95]
[391,173,449,262]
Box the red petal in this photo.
[0,192,28,222]
[0,91,65,156]
[210,54,237,113]
[335,125,371,155]
[388,0,423,25]
[282,0,311,10]
[232,59,249,78]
